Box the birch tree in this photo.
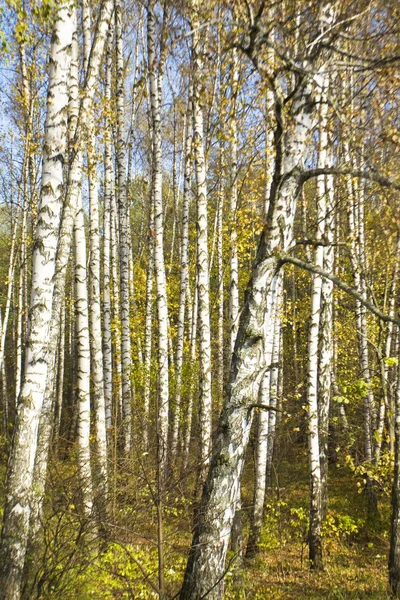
[179,5,335,594]
[191,2,212,486]
[0,5,75,597]
[147,0,170,476]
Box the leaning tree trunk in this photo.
[179,60,326,599]
[17,6,114,594]
[0,5,75,597]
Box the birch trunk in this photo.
[229,50,239,357]
[170,92,192,460]
[345,144,374,464]
[306,83,330,570]
[103,25,114,433]
[180,61,325,599]
[266,280,282,488]
[147,0,169,476]
[216,162,224,408]
[191,8,212,485]
[115,0,132,451]
[0,219,18,390]
[389,336,400,595]
[82,0,108,527]
[319,169,334,520]
[246,299,275,557]
[142,206,154,453]
[182,274,198,472]
[0,5,75,597]
[376,232,400,461]
[74,201,94,518]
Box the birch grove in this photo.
[0,0,399,599]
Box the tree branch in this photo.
[278,255,400,327]
[299,167,400,190]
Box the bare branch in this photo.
[278,255,400,327]
[299,167,400,191]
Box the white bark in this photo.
[182,273,198,472]
[246,275,281,557]
[216,161,224,408]
[376,232,400,461]
[319,167,334,519]
[170,93,192,460]
[229,51,239,358]
[147,0,169,475]
[0,5,75,597]
[345,143,373,462]
[82,0,108,524]
[180,56,325,599]
[142,206,154,453]
[307,82,330,569]
[74,200,94,517]
[192,11,212,484]
[115,0,132,451]
[103,25,114,432]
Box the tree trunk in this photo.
[389,336,400,595]
[191,10,212,487]
[115,0,132,451]
[82,0,108,525]
[180,63,324,599]
[170,91,192,460]
[0,6,75,597]
[147,0,170,478]
[74,200,94,518]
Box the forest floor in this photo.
[223,453,391,599]
[1,447,392,599]
[70,450,392,600]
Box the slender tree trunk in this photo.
[216,159,224,408]
[266,280,282,488]
[170,92,192,460]
[346,145,373,464]
[143,206,154,453]
[74,200,94,518]
[191,10,212,487]
[82,0,108,530]
[306,84,330,570]
[182,274,198,472]
[103,25,114,434]
[229,50,239,358]
[389,335,400,595]
[54,301,66,437]
[376,232,400,461]
[0,220,18,386]
[147,0,170,477]
[319,169,334,521]
[115,0,132,451]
